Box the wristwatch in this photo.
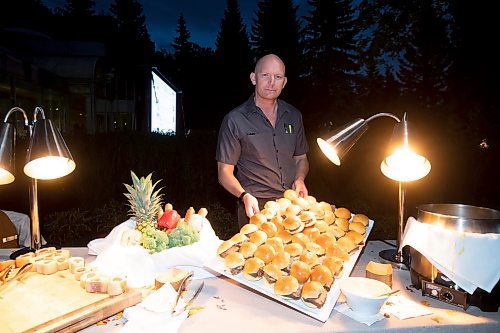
[239,191,248,202]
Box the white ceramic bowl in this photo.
[340,277,392,315]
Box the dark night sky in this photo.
[43,0,309,50]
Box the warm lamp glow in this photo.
[0,168,15,185]
[380,147,431,182]
[317,138,341,166]
[24,156,76,180]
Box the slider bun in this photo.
[240,223,259,236]
[274,275,300,298]
[352,213,369,226]
[249,230,268,246]
[335,218,350,232]
[249,213,267,226]
[300,211,316,227]
[262,263,283,286]
[346,230,364,244]
[239,241,258,258]
[276,197,292,214]
[283,189,298,201]
[224,252,245,269]
[276,229,292,244]
[325,244,350,262]
[254,244,276,264]
[314,234,336,250]
[349,222,366,235]
[230,233,249,245]
[272,251,291,270]
[305,242,325,256]
[293,197,311,211]
[290,261,311,284]
[322,256,343,276]
[302,226,320,241]
[301,281,327,308]
[265,237,285,253]
[271,215,284,229]
[323,210,335,225]
[304,195,317,206]
[326,225,345,238]
[310,265,333,290]
[260,221,278,237]
[282,215,304,234]
[243,257,265,281]
[314,220,329,233]
[264,200,281,212]
[285,204,302,218]
[291,233,309,247]
[318,201,334,212]
[335,207,351,219]
[217,240,236,258]
[337,236,357,253]
[299,251,320,269]
[284,242,304,257]
[260,208,276,220]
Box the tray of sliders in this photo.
[204,190,373,322]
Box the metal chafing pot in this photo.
[408,203,500,311]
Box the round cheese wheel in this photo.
[80,272,98,289]
[74,266,91,281]
[68,257,85,273]
[86,277,108,293]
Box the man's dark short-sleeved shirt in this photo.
[216,95,309,199]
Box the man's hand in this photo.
[292,178,308,198]
[243,192,260,218]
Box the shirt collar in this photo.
[244,94,289,116]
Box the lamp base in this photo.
[379,249,409,271]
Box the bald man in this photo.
[216,54,309,228]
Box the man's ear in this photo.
[250,72,256,85]
[282,76,288,89]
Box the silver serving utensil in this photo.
[0,265,14,283]
[170,271,194,314]
[173,281,204,316]
[0,263,33,294]
[376,289,400,298]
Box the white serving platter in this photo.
[204,219,374,322]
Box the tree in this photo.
[302,0,359,123]
[250,0,303,100]
[60,0,95,17]
[172,13,195,59]
[214,0,253,122]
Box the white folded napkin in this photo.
[334,302,385,326]
[121,283,188,333]
[400,217,500,294]
[381,294,432,320]
[87,218,222,280]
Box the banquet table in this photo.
[1,241,498,333]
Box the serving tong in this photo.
[0,263,33,294]
[170,271,204,316]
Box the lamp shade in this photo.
[24,119,76,179]
[380,117,431,182]
[0,122,15,185]
[317,118,368,166]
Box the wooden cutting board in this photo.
[0,269,142,333]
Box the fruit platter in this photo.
[87,171,222,286]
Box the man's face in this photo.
[251,57,287,101]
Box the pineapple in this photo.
[124,171,163,233]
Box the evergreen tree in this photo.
[250,0,303,100]
[214,0,253,121]
[302,0,359,122]
[61,0,95,17]
[109,0,154,130]
[172,13,195,59]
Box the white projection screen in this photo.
[151,70,177,134]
